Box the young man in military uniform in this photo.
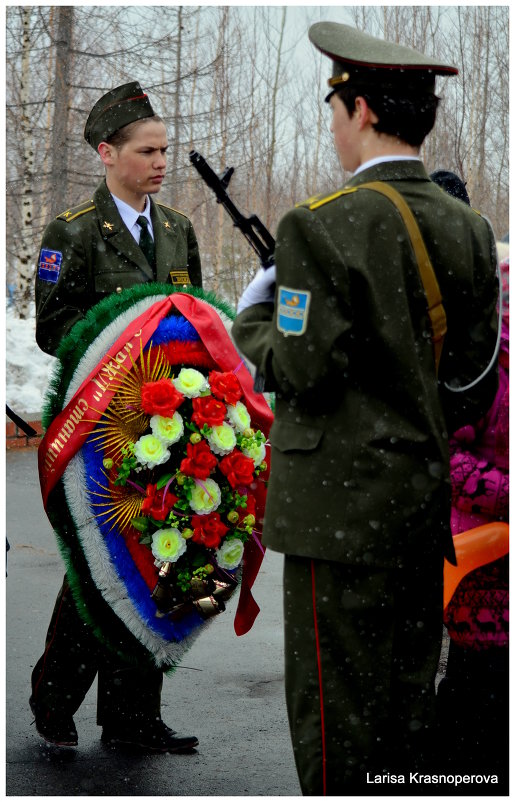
[232,23,499,795]
[35,80,202,356]
[31,82,201,752]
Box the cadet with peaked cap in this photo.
[35,81,202,356]
[31,82,201,753]
[233,22,499,794]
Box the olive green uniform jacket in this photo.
[232,160,499,568]
[35,179,202,355]
[32,179,202,725]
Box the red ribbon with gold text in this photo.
[38,293,274,634]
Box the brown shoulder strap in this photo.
[355,181,447,375]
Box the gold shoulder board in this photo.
[296,187,357,211]
[156,201,189,220]
[57,200,95,222]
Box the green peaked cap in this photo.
[84,81,156,150]
[309,22,458,95]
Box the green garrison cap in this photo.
[309,22,458,97]
[84,81,156,150]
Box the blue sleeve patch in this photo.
[277,286,311,336]
[38,249,63,283]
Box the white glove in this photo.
[237,265,277,313]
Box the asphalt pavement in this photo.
[6,448,301,796]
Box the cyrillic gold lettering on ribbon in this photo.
[38,294,272,509]
[38,298,175,507]
[37,293,274,637]
[43,398,89,471]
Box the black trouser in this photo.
[31,576,163,727]
[436,642,509,793]
[283,554,444,796]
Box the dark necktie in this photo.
[137,215,156,272]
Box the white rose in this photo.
[216,538,245,570]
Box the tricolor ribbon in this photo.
[38,292,274,635]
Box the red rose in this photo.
[141,483,179,522]
[180,440,217,480]
[219,450,256,489]
[209,371,243,406]
[191,512,228,549]
[191,396,227,429]
[141,379,185,417]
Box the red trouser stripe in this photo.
[311,560,327,795]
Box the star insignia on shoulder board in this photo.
[103,221,114,231]
[63,210,72,219]
[163,221,171,229]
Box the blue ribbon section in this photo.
[81,312,206,644]
[148,314,200,347]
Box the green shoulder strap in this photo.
[343,181,447,376]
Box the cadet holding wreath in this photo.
[31,82,201,752]
[232,23,499,795]
[35,81,202,356]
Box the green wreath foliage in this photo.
[41,283,237,669]
[42,283,236,431]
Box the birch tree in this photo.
[4,5,509,317]
[14,7,36,318]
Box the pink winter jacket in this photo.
[445,258,509,649]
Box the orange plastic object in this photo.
[444,522,509,609]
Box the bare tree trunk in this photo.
[186,11,201,211]
[4,4,510,287]
[209,6,231,293]
[170,5,183,192]
[264,7,287,229]
[50,5,73,217]
[15,7,35,319]
[39,7,55,231]
[475,7,490,205]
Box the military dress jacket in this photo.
[232,160,498,568]
[35,179,202,355]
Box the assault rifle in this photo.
[189,150,275,269]
[6,405,37,437]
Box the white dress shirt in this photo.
[111,194,154,243]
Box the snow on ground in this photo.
[6,304,56,416]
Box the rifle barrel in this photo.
[189,150,275,268]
